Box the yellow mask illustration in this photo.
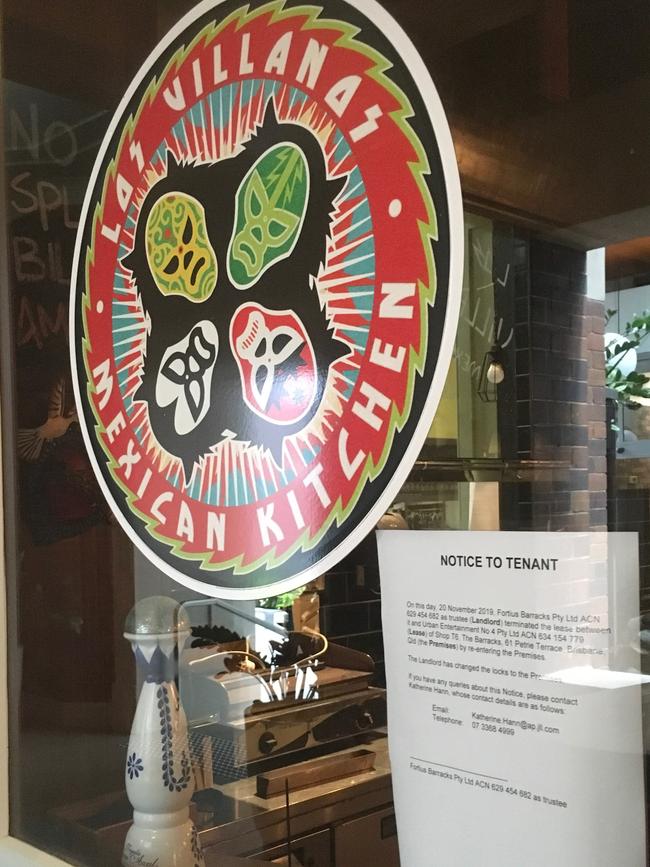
[146,192,217,302]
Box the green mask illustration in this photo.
[228,143,309,288]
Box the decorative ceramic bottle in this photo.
[122,596,205,867]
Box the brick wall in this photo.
[500,235,608,531]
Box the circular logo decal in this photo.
[70,0,463,598]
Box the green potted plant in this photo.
[606,310,650,412]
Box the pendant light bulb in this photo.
[486,360,505,385]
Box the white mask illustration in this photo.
[155,320,219,435]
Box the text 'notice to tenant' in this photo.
[378,530,645,867]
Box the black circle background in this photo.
[74,0,452,592]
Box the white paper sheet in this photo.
[378,530,645,867]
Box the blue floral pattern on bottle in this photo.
[127,752,144,780]
[157,684,192,792]
[191,824,204,867]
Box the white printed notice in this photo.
[378,531,645,866]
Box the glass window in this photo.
[2,2,650,866]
